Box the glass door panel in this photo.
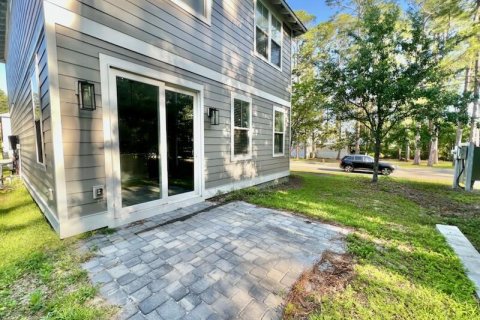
[165,89,194,196]
[116,77,161,207]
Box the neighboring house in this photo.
[290,144,348,160]
[314,145,348,159]
[0,112,11,158]
[1,0,306,237]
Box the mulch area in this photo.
[373,181,480,218]
[283,251,355,320]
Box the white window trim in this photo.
[231,92,253,161]
[170,0,212,25]
[273,106,286,157]
[99,54,205,222]
[254,0,283,71]
[31,53,46,170]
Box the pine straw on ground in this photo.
[283,251,355,320]
[375,180,480,218]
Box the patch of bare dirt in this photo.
[367,180,480,218]
[6,272,51,320]
[283,251,355,320]
[278,175,304,190]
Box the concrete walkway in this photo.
[436,224,480,299]
[80,201,348,320]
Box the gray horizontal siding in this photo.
[55,1,291,218]
[6,0,57,217]
[56,0,292,101]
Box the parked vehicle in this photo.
[340,155,395,175]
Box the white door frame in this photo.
[100,54,205,223]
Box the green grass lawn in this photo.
[0,180,114,319]
[227,173,480,319]
[386,159,454,169]
[1,166,479,319]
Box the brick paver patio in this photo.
[80,201,348,320]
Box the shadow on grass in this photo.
[0,215,45,233]
[0,199,33,214]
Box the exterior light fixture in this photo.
[78,81,96,111]
[207,107,219,125]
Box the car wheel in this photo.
[344,165,354,173]
[382,168,392,176]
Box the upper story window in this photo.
[255,1,283,69]
[171,0,212,24]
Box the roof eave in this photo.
[271,0,308,37]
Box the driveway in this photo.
[291,160,454,182]
[80,201,347,320]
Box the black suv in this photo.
[340,155,395,175]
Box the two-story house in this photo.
[1,0,306,238]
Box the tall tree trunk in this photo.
[406,143,410,161]
[336,121,342,160]
[456,67,470,146]
[355,121,361,154]
[470,58,479,145]
[372,134,382,183]
[413,123,421,165]
[428,127,438,166]
[427,120,434,166]
[311,132,316,159]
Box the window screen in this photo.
[178,0,206,16]
[233,98,251,157]
[255,2,269,59]
[255,1,282,67]
[273,110,284,154]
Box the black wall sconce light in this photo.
[77,81,96,111]
[207,107,220,125]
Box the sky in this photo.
[0,64,6,93]
[0,1,333,95]
[287,0,337,23]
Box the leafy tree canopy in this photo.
[318,1,454,181]
[0,90,7,114]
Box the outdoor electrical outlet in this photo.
[93,185,104,200]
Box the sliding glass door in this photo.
[165,89,195,196]
[109,70,197,215]
[116,77,162,207]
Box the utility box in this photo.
[453,143,480,191]
[0,113,11,159]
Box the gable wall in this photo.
[48,0,291,221]
[6,0,58,224]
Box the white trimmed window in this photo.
[231,93,252,161]
[31,53,45,165]
[273,107,285,156]
[171,0,212,24]
[255,0,283,68]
